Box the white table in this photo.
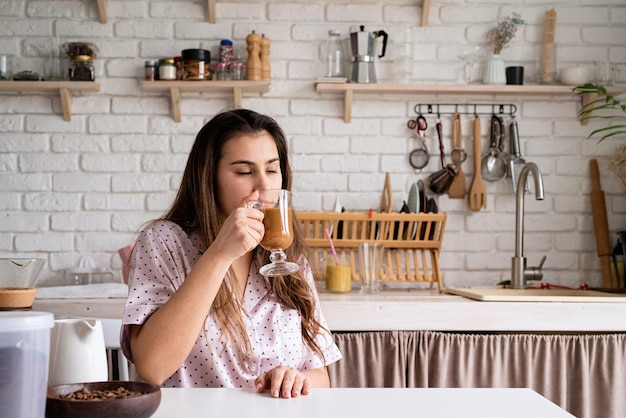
[152,388,574,417]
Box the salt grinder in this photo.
[260,34,271,81]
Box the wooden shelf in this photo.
[314,82,626,123]
[141,80,271,122]
[0,81,101,121]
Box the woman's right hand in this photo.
[211,191,265,261]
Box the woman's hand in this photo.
[255,366,311,398]
[211,191,264,261]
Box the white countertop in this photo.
[318,289,626,332]
[32,286,626,332]
[152,387,574,418]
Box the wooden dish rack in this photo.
[296,211,447,292]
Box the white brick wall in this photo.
[0,0,624,287]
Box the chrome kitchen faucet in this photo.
[511,162,547,289]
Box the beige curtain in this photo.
[328,331,626,418]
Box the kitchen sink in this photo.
[445,287,626,302]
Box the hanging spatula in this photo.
[468,115,487,211]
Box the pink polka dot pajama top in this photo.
[120,220,342,388]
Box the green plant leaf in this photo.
[574,83,626,145]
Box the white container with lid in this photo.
[0,311,54,418]
[159,58,177,80]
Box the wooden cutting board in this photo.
[590,159,613,288]
[446,287,626,302]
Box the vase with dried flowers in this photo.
[483,12,526,85]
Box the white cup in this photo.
[358,242,390,294]
[559,66,591,85]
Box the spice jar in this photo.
[159,58,176,80]
[214,62,227,80]
[219,39,234,65]
[182,49,211,80]
[174,56,183,80]
[69,55,95,81]
[144,60,156,81]
[231,61,245,80]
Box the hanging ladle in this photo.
[481,114,508,182]
[408,114,430,171]
[428,116,458,195]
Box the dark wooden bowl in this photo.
[46,381,161,418]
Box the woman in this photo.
[121,109,342,398]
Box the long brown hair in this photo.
[163,108,327,362]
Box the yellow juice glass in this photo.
[325,256,351,293]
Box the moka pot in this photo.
[349,25,388,83]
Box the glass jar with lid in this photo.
[219,39,234,65]
[213,62,228,80]
[69,55,95,81]
[231,61,245,80]
[159,58,176,80]
[182,49,211,80]
[144,60,156,81]
[325,29,344,78]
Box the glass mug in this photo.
[313,256,327,291]
[247,189,300,277]
[357,242,390,294]
[594,61,620,86]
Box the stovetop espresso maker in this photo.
[350,25,388,83]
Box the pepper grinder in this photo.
[260,34,271,82]
[246,30,262,81]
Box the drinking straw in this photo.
[325,228,339,262]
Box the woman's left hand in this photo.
[254,366,311,398]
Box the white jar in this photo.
[159,58,177,80]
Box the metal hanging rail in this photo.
[414,103,517,117]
